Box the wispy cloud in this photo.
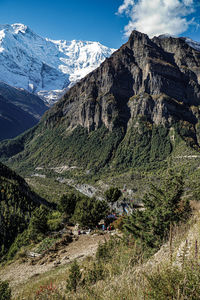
[117,0,135,15]
[117,0,196,37]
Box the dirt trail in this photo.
[0,233,109,290]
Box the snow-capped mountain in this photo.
[0,23,116,104]
[185,38,200,52]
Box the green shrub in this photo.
[85,262,105,284]
[96,238,119,263]
[0,280,11,300]
[66,260,81,292]
[47,211,63,231]
[145,265,200,300]
[35,237,58,254]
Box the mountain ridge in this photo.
[1,30,200,176]
[0,23,115,104]
[44,30,200,131]
[0,81,48,140]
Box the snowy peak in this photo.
[49,39,116,85]
[0,23,36,41]
[0,23,116,104]
[185,38,200,52]
[0,23,27,34]
[11,23,28,34]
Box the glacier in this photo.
[0,23,116,104]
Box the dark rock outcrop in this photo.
[44,31,200,133]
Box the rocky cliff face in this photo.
[44,31,200,133]
[1,31,200,173]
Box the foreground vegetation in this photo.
[1,168,198,299]
[0,162,43,258]
[0,164,113,262]
[10,211,200,300]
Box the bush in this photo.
[35,237,58,254]
[96,242,112,263]
[35,283,64,299]
[96,238,120,263]
[66,260,81,292]
[85,262,105,284]
[145,265,200,300]
[0,280,11,300]
[112,216,125,231]
[47,211,63,231]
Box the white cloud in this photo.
[117,0,196,37]
[117,0,135,15]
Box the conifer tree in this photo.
[66,260,81,292]
[58,193,78,217]
[105,187,122,203]
[72,197,109,228]
[124,170,191,249]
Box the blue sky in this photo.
[0,0,199,48]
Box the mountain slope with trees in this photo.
[0,162,49,257]
[0,31,200,177]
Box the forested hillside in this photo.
[0,162,47,257]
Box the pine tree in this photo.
[28,205,49,239]
[124,170,191,249]
[58,193,78,217]
[0,280,11,300]
[66,260,81,292]
[105,187,122,203]
[72,197,109,228]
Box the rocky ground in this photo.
[0,230,111,293]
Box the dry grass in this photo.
[5,209,200,299]
[190,200,200,211]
